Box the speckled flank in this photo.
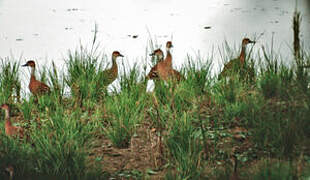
[102,51,124,86]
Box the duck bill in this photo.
[249,40,256,44]
[22,63,28,67]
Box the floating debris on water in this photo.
[269,20,279,24]
[128,35,139,39]
[67,8,79,12]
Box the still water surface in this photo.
[0,0,309,90]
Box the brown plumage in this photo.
[22,60,50,96]
[219,38,255,79]
[1,104,24,139]
[170,69,184,81]
[147,49,166,80]
[101,51,124,86]
[149,48,164,64]
[147,42,183,81]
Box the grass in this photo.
[0,11,310,179]
[0,58,21,103]
[104,69,147,148]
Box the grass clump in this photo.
[0,59,21,103]
[0,10,309,179]
[166,112,202,180]
[65,46,106,108]
[31,107,97,179]
[104,65,147,148]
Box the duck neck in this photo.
[239,45,246,64]
[165,48,172,67]
[5,119,12,128]
[30,66,36,81]
[111,57,118,73]
[4,108,10,119]
[4,109,11,126]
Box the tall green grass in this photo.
[166,112,202,179]
[31,107,98,179]
[104,65,147,148]
[0,10,309,179]
[0,59,21,103]
[65,45,107,108]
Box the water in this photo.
[0,0,309,92]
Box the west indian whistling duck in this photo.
[147,48,166,80]
[147,41,173,80]
[0,104,24,139]
[22,60,50,96]
[219,38,255,80]
[147,41,183,81]
[101,51,124,86]
[148,48,184,81]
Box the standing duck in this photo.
[1,104,24,139]
[101,51,124,86]
[148,48,183,81]
[22,60,50,96]
[219,38,255,79]
[147,41,182,81]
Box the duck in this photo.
[219,38,255,80]
[0,104,24,139]
[148,48,183,81]
[101,51,124,86]
[22,60,50,96]
[147,41,183,81]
